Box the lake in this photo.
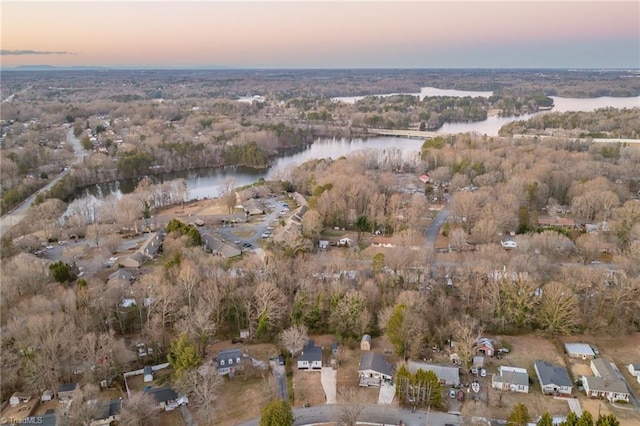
[75,87,639,204]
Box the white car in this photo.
[480,368,487,377]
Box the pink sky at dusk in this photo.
[1,1,639,68]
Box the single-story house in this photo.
[121,232,165,268]
[358,352,394,387]
[58,383,79,401]
[371,236,395,248]
[243,198,264,215]
[144,387,188,411]
[582,376,630,402]
[216,348,244,376]
[338,237,354,247]
[476,338,495,357]
[491,366,529,393]
[591,358,620,381]
[41,390,53,403]
[318,240,329,250]
[501,239,517,249]
[538,217,577,228]
[360,334,372,351]
[90,399,122,426]
[564,343,596,360]
[297,340,323,370]
[534,360,573,395]
[407,361,460,386]
[419,174,430,184]
[121,252,147,268]
[628,363,640,384]
[9,392,32,407]
[108,269,134,285]
[202,234,242,259]
[143,366,154,383]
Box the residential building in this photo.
[407,361,460,386]
[358,352,394,387]
[583,358,630,402]
[216,348,244,376]
[628,363,640,384]
[297,340,323,370]
[202,234,242,259]
[143,366,154,383]
[534,360,573,395]
[9,392,31,407]
[144,387,188,411]
[491,366,529,393]
[90,399,122,426]
[57,383,79,402]
[564,343,596,360]
[476,338,495,357]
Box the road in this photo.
[425,205,451,248]
[238,404,463,426]
[217,197,287,247]
[0,129,86,238]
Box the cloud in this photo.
[1,49,74,56]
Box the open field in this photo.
[293,369,325,407]
[214,373,274,426]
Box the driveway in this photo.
[270,359,288,401]
[320,367,337,404]
[555,396,582,416]
[216,197,286,247]
[378,382,395,404]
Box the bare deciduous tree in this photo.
[280,324,308,357]
[119,392,162,426]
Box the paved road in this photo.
[425,205,451,247]
[217,197,287,247]
[0,129,86,237]
[238,404,463,426]
[270,360,289,401]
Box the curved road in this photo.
[425,205,451,247]
[238,404,462,426]
[0,129,86,237]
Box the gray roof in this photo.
[564,343,595,357]
[591,358,619,380]
[143,366,153,375]
[217,348,243,368]
[58,383,78,393]
[299,340,322,362]
[631,363,640,370]
[408,361,460,386]
[495,368,529,387]
[583,376,628,394]
[94,399,122,420]
[359,352,394,377]
[145,387,178,403]
[535,360,572,387]
[203,234,241,258]
[361,334,371,342]
[109,269,133,282]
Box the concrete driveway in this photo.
[378,382,395,404]
[320,367,336,404]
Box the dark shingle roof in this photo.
[299,340,322,362]
[58,383,78,393]
[145,387,178,403]
[535,360,572,387]
[359,352,394,377]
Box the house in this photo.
[202,234,242,259]
[239,329,250,340]
[338,237,354,247]
[371,236,395,248]
[534,360,573,395]
[216,348,244,376]
[538,217,576,229]
[360,334,372,351]
[9,392,31,407]
[582,376,629,402]
[144,387,188,411]
[41,390,53,403]
[501,239,517,249]
[291,205,308,225]
[297,340,323,370]
[143,366,154,383]
[108,269,134,285]
[243,198,264,215]
[57,383,79,401]
[407,361,460,386]
[358,352,394,386]
[564,343,596,360]
[90,399,122,426]
[419,174,430,184]
[121,252,147,268]
[476,338,495,357]
[491,366,530,393]
[583,358,630,402]
[318,240,329,250]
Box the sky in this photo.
[1,1,639,69]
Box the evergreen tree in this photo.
[537,413,553,426]
[260,400,294,426]
[167,333,202,379]
[507,403,531,426]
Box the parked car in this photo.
[480,368,487,377]
[261,232,271,238]
[449,388,456,399]
[457,390,465,402]
[278,355,285,366]
[470,367,479,375]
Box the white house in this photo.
[359,352,394,387]
[491,366,529,393]
[628,363,640,384]
[534,360,573,396]
[583,359,630,402]
[408,361,461,386]
[297,340,323,370]
[9,392,31,407]
[501,239,517,249]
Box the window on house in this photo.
[228,358,233,364]
[236,357,241,363]
[220,360,225,366]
